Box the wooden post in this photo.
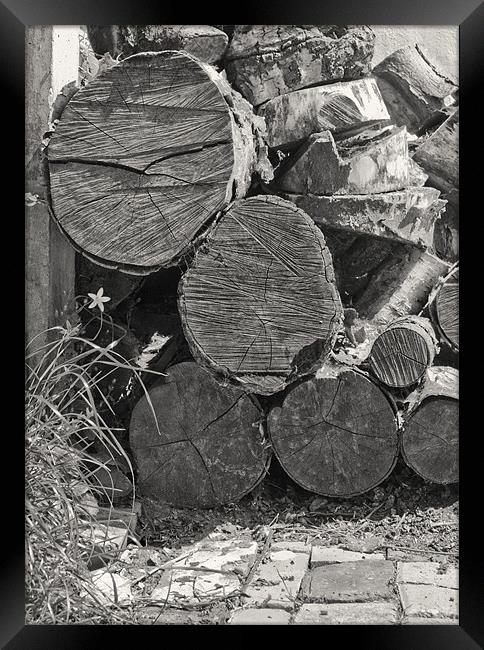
[25,26,79,350]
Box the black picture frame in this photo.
[6,0,483,646]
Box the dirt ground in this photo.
[134,456,458,565]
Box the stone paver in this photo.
[229,608,291,625]
[294,602,399,625]
[311,547,385,567]
[150,538,257,606]
[402,616,458,625]
[271,541,311,555]
[243,547,310,610]
[138,607,208,625]
[301,560,395,603]
[398,583,458,619]
[397,562,458,589]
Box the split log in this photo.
[275,126,410,195]
[87,25,229,64]
[267,364,399,497]
[47,51,272,273]
[373,45,458,134]
[178,195,343,395]
[129,361,270,508]
[433,189,459,262]
[354,246,450,327]
[280,187,445,249]
[402,366,458,483]
[429,265,459,351]
[413,109,459,194]
[368,316,438,389]
[225,25,375,106]
[259,77,390,149]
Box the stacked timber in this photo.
[47,26,459,508]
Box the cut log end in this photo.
[402,367,459,484]
[47,51,264,272]
[268,367,399,497]
[430,270,459,350]
[369,316,437,388]
[129,361,270,508]
[178,195,343,395]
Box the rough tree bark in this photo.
[178,195,343,395]
[275,126,410,195]
[368,316,438,388]
[129,361,270,508]
[373,45,458,134]
[87,25,229,64]
[259,77,390,149]
[267,364,399,497]
[354,247,450,327]
[280,187,445,249]
[225,25,375,106]
[402,366,458,483]
[47,51,272,274]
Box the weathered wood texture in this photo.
[373,45,458,134]
[47,51,272,273]
[429,266,459,351]
[25,26,79,350]
[178,195,343,395]
[280,187,445,249]
[275,126,410,195]
[129,361,270,507]
[268,365,399,497]
[354,247,450,328]
[225,25,375,106]
[413,110,459,262]
[402,366,458,483]
[413,110,459,194]
[259,77,390,149]
[368,316,438,388]
[87,25,229,64]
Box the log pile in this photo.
[46,26,458,508]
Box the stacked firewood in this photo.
[47,26,459,508]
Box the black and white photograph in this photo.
[22,20,464,631]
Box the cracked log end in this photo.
[47,51,267,273]
[129,361,270,508]
[402,367,458,484]
[225,25,375,106]
[429,268,459,351]
[268,366,399,497]
[178,195,343,396]
[368,316,438,389]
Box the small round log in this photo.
[178,195,343,395]
[129,361,270,508]
[267,365,399,497]
[368,316,438,389]
[47,51,271,273]
[402,366,458,483]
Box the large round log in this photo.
[225,25,375,106]
[129,361,270,508]
[268,365,399,497]
[178,195,343,395]
[47,51,272,274]
[368,316,438,389]
[402,366,458,483]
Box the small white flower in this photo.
[87,287,111,312]
[25,192,39,207]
